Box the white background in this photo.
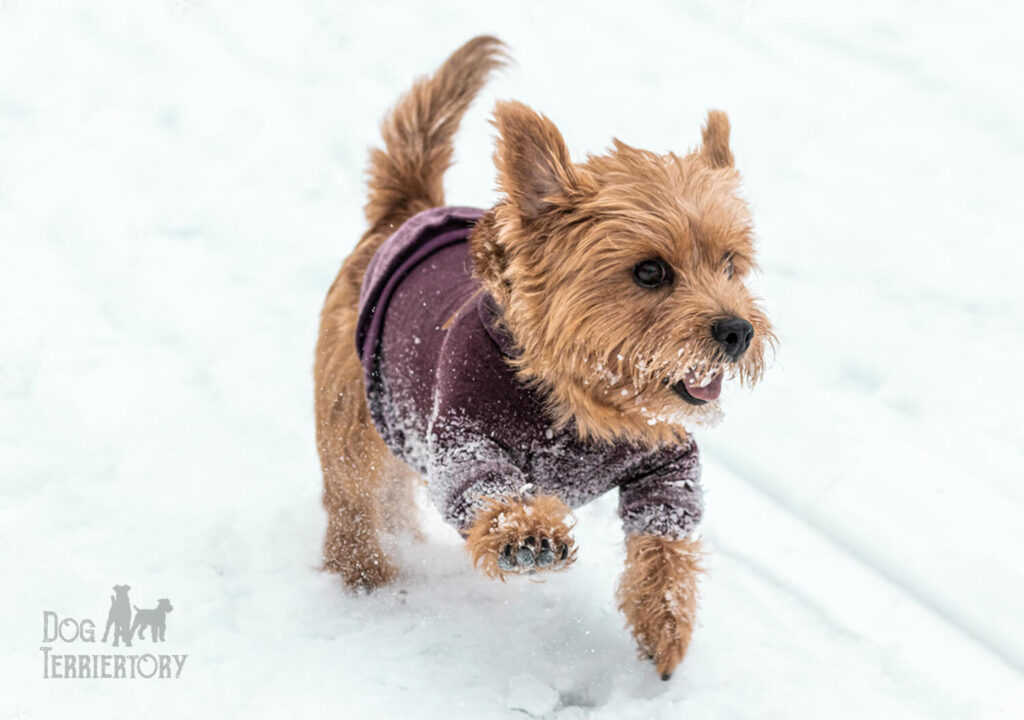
[1,1,1022,717]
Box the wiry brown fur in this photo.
[618,535,703,680]
[466,494,577,579]
[315,35,772,679]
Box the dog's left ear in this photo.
[492,101,584,221]
[699,110,734,169]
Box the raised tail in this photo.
[363,35,508,231]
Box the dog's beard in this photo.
[641,393,725,430]
[581,344,764,431]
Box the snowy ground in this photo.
[2,1,1023,717]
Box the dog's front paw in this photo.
[617,534,703,680]
[465,494,577,579]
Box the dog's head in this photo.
[113,584,131,597]
[472,102,774,445]
[157,598,173,613]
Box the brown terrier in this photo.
[314,36,773,680]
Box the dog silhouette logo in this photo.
[101,584,133,647]
[130,599,173,642]
[99,585,174,644]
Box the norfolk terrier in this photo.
[314,36,773,680]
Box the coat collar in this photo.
[477,291,521,358]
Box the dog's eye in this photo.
[633,259,672,288]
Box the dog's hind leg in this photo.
[317,418,404,590]
[316,290,408,591]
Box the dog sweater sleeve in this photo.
[426,408,527,533]
[617,438,704,539]
[424,294,540,533]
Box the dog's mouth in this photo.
[669,368,723,406]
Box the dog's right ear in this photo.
[492,101,584,221]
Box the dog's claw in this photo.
[536,538,555,567]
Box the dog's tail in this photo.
[363,35,508,232]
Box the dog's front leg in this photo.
[428,416,577,579]
[617,534,703,680]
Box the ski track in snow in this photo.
[2,1,1023,717]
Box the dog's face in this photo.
[157,598,173,613]
[473,102,774,444]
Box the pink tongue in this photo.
[683,372,723,402]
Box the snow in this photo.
[505,674,561,717]
[2,0,1023,717]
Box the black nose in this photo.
[712,317,754,359]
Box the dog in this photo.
[101,584,132,647]
[314,36,773,680]
[130,599,173,642]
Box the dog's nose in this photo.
[712,317,754,359]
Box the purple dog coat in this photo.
[355,207,703,538]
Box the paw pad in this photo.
[498,536,571,575]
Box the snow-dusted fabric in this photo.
[356,207,703,538]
